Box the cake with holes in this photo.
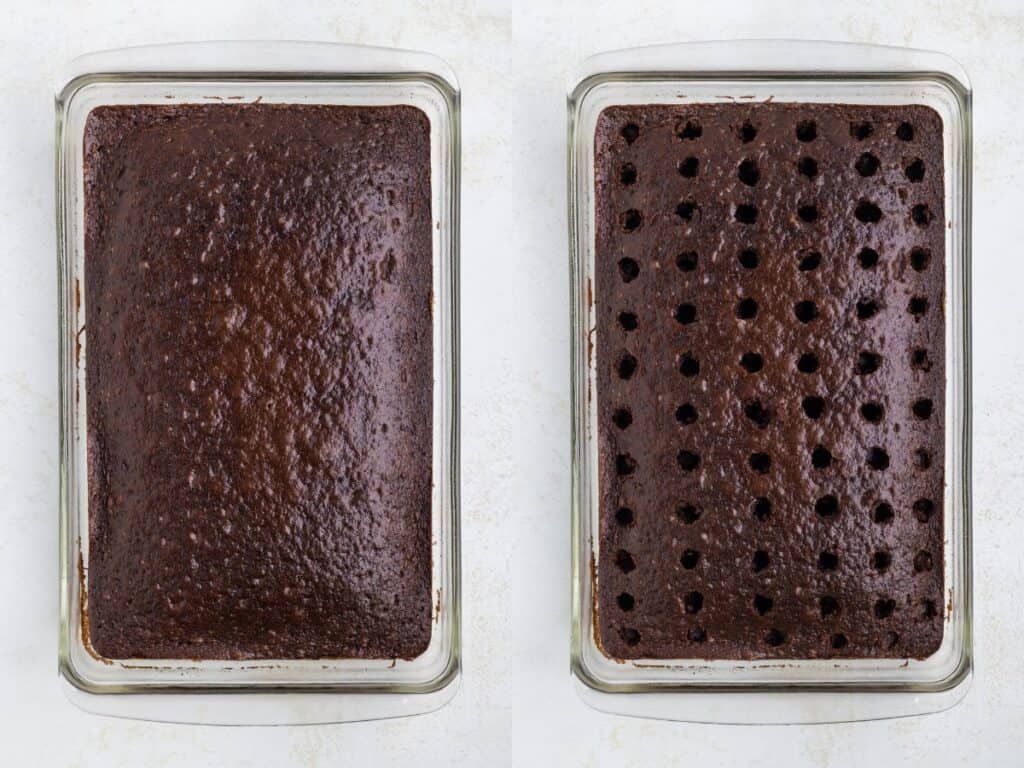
[83,103,433,660]
[593,103,945,660]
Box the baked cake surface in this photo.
[594,103,945,660]
[83,103,433,660]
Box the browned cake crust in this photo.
[594,103,945,660]
[84,103,433,660]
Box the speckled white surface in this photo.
[1,0,1021,764]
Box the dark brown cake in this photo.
[594,103,945,660]
[83,103,433,660]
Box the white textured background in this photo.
[2,0,1021,765]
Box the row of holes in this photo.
[616,347,932,381]
[617,444,935,484]
[617,424,932,474]
[619,625,909,650]
[618,199,932,230]
[618,245,931,283]
[621,154,926,187]
[613,531,935,576]
[615,493,935,527]
[614,398,935,430]
[615,588,938,621]
[620,118,919,147]
[616,294,930,325]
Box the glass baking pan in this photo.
[56,41,460,724]
[568,40,971,724]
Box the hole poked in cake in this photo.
[748,452,772,474]
[616,352,638,379]
[797,352,819,374]
[738,120,757,143]
[831,633,849,650]
[735,297,758,320]
[911,204,932,227]
[612,407,632,429]
[857,351,882,375]
[618,257,640,282]
[617,311,638,331]
[914,448,932,470]
[764,628,786,647]
[797,204,819,223]
[676,403,698,424]
[794,300,818,323]
[738,248,759,269]
[744,399,771,428]
[676,250,698,271]
[753,594,774,615]
[914,550,934,572]
[913,498,936,522]
[620,123,640,144]
[620,163,637,185]
[815,494,839,518]
[616,453,638,475]
[860,401,884,423]
[739,352,764,373]
[615,548,636,572]
[752,549,770,572]
[912,398,934,419]
[856,298,880,320]
[850,121,873,140]
[857,247,879,269]
[679,353,700,377]
[676,200,699,221]
[734,203,758,224]
[798,249,821,271]
[681,549,700,569]
[677,503,702,524]
[753,496,772,521]
[802,395,825,419]
[677,120,703,140]
[677,450,701,472]
[811,445,833,469]
[855,152,879,177]
[908,296,928,317]
[795,120,817,142]
[884,631,900,650]
[896,121,914,141]
[873,502,894,524]
[866,446,890,471]
[819,595,840,618]
[818,551,839,571]
[617,592,636,611]
[905,158,925,182]
[684,590,704,614]
[797,156,818,179]
[738,159,760,186]
[622,627,641,646]
[678,156,699,178]
[911,348,932,371]
[675,303,697,325]
[622,209,643,231]
[922,599,938,619]
[872,550,892,572]
[874,598,896,619]
[855,200,882,223]
[615,507,634,527]
[910,247,931,271]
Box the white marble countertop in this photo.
[2,0,1021,764]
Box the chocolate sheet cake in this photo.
[594,103,945,660]
[83,104,433,660]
